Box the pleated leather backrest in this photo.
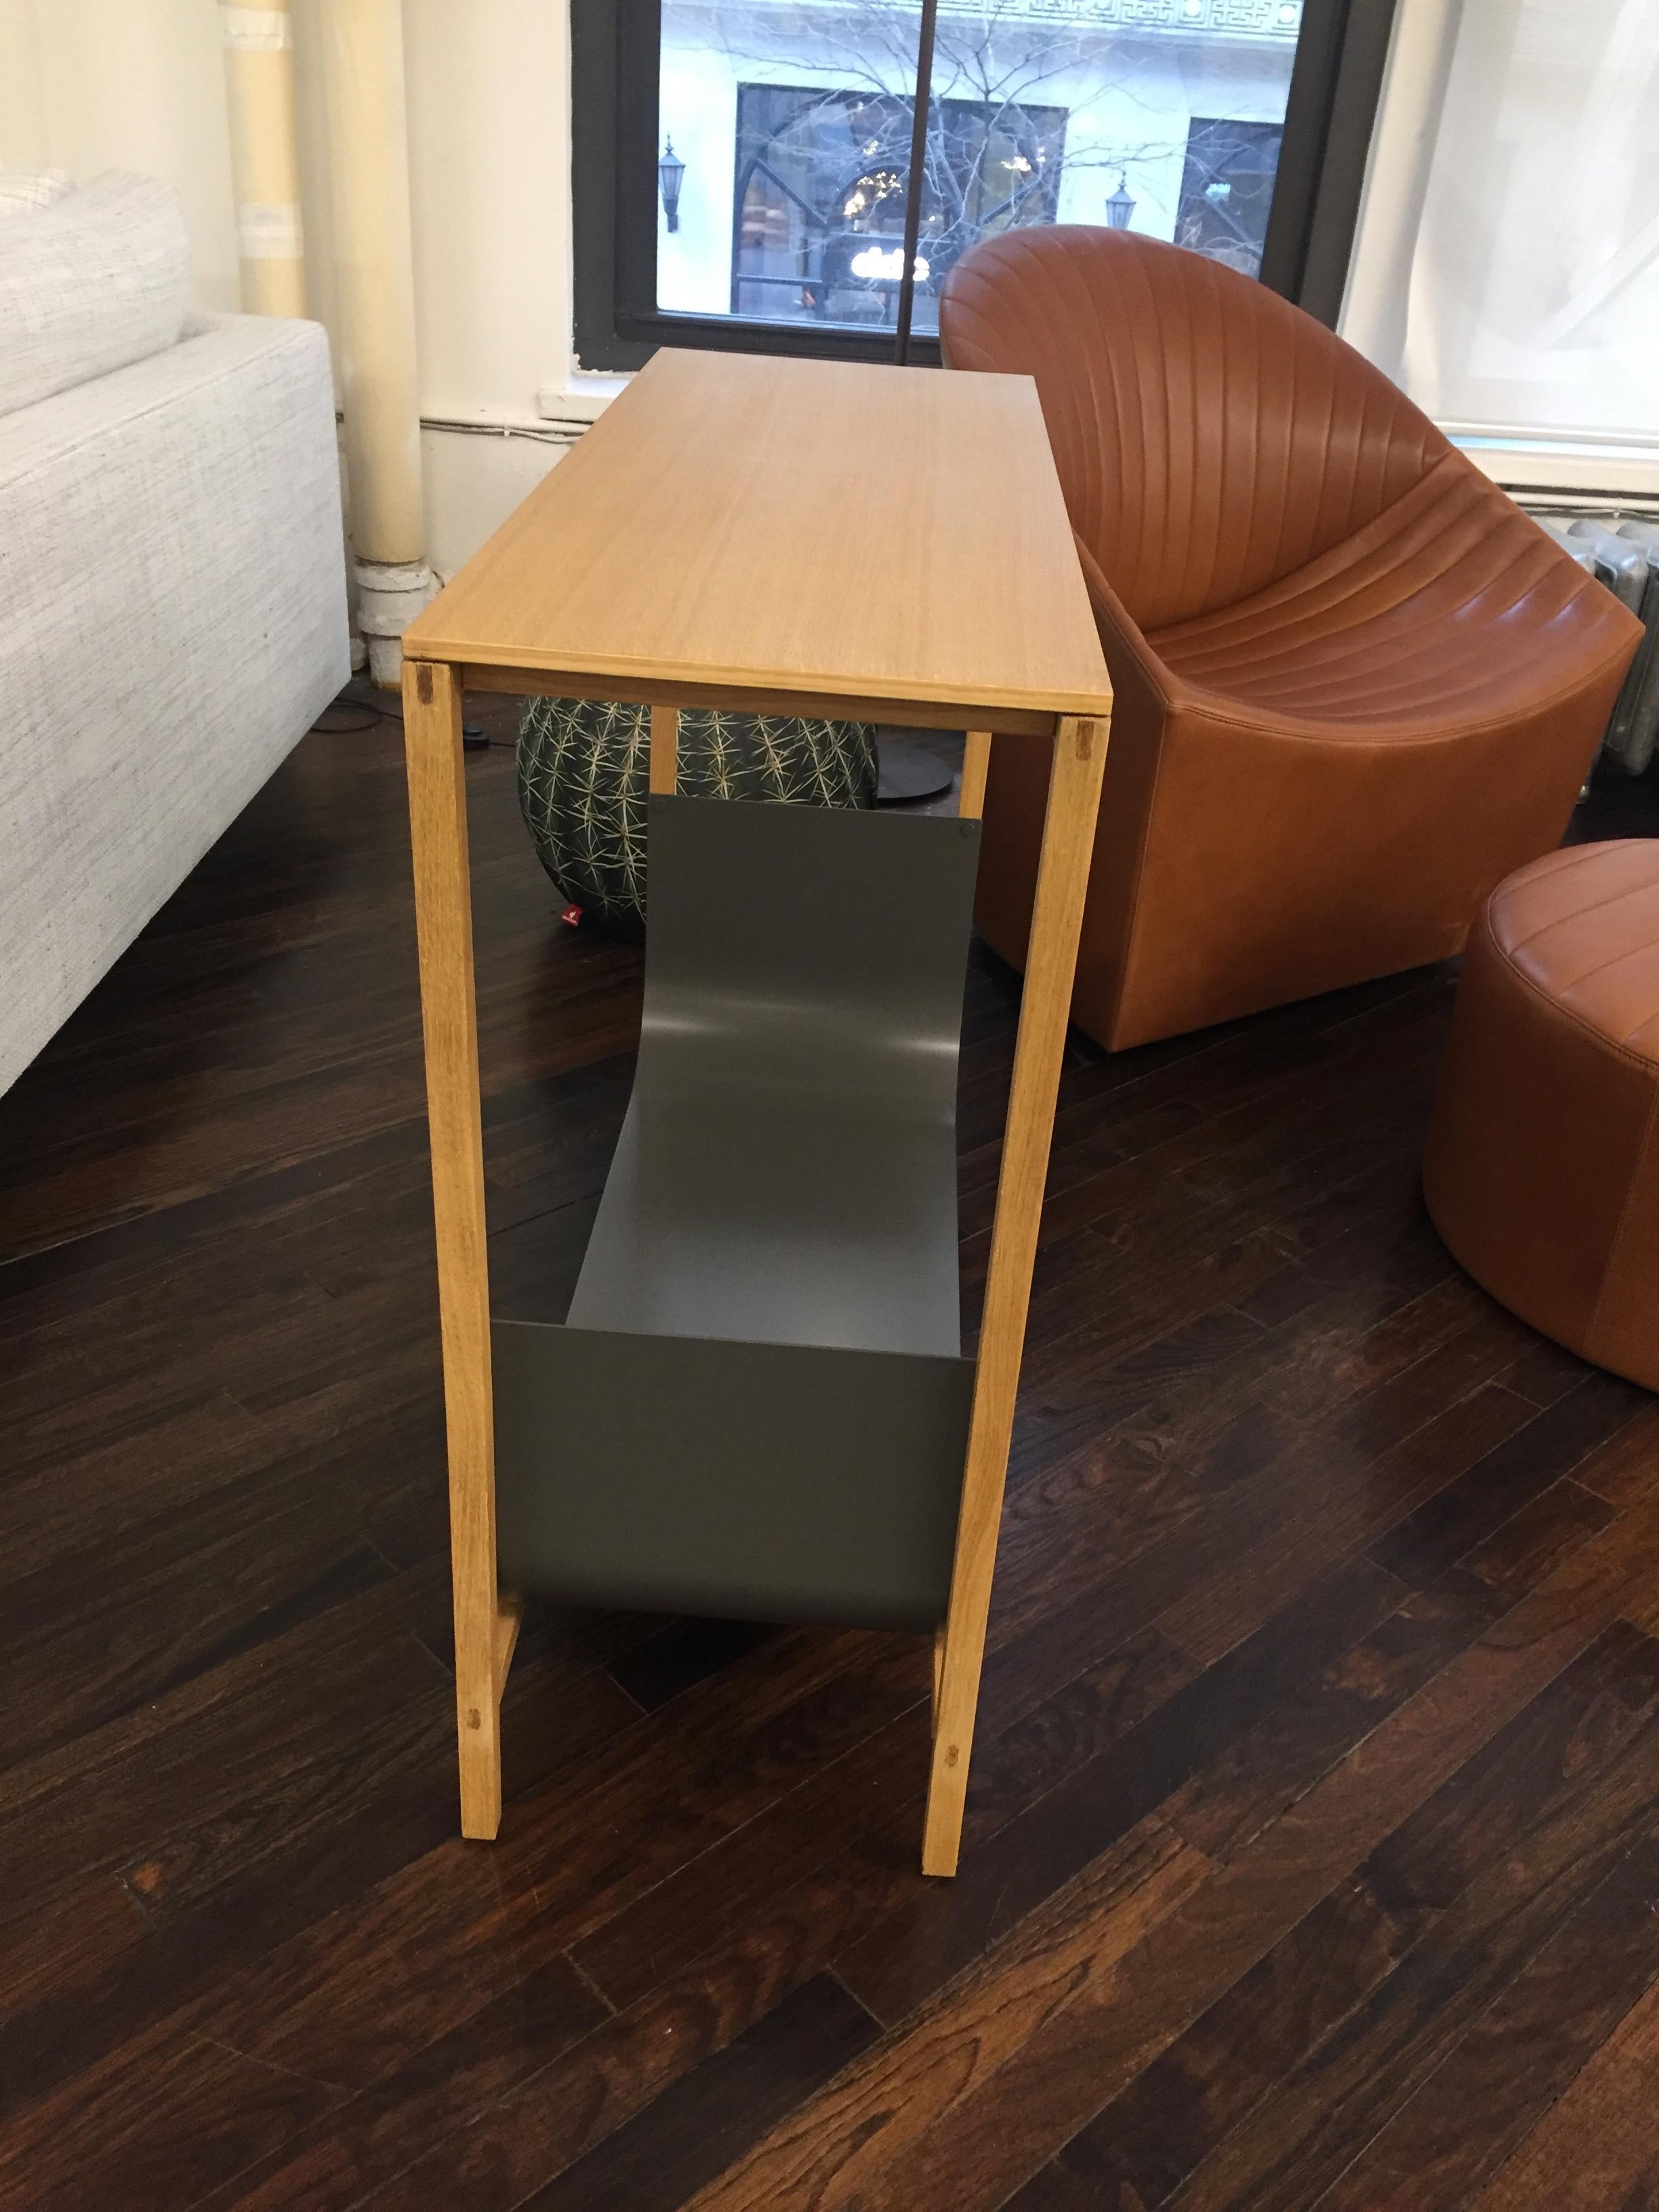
[939,225,1455,632]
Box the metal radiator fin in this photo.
[1534,513,1659,775]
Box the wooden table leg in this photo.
[958,729,992,821]
[650,704,679,795]
[924,712,1109,1877]
[404,657,508,1841]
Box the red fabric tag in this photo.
[559,904,583,928]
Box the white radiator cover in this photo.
[1529,511,1659,775]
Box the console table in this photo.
[401,347,1112,1877]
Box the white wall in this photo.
[0,0,1299,579]
[658,5,1294,319]
[0,0,586,576]
[1343,0,1659,491]
[0,0,240,308]
[16,0,1645,550]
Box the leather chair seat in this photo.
[1425,840,1659,1392]
[1151,464,1599,735]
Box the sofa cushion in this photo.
[0,169,73,214]
[0,171,189,418]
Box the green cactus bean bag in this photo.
[516,696,878,939]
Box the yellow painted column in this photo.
[219,0,307,319]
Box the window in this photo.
[1343,0,1659,464]
[573,0,1402,371]
[1176,117,1285,276]
[727,83,1066,331]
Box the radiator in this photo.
[1531,512,1659,774]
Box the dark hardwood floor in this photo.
[4,699,1659,2211]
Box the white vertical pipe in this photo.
[220,0,307,319]
[317,0,434,683]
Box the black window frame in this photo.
[571,0,1401,373]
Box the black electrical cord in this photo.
[310,675,491,749]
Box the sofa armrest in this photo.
[0,314,350,1092]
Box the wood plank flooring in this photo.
[3,698,1658,2211]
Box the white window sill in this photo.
[1452,432,1659,503]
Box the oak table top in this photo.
[403,347,1111,730]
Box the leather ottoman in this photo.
[1425,840,1659,1391]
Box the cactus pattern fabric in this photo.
[516,696,878,936]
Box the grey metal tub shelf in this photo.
[493,792,981,1634]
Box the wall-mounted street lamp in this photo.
[659,138,685,232]
[1105,173,1136,230]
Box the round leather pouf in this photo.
[516,697,879,939]
[1424,839,1659,1392]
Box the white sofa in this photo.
[0,170,349,1094]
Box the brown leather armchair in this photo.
[939,227,1643,1050]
